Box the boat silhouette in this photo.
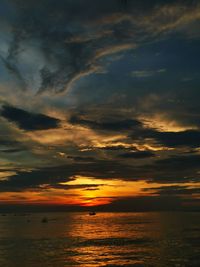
[89,212,96,216]
[41,217,48,223]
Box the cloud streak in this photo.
[0,105,61,131]
[1,0,199,95]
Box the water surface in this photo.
[0,212,200,266]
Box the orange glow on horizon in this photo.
[1,176,200,207]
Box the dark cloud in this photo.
[2,153,200,193]
[0,139,21,147]
[48,183,103,191]
[0,138,26,155]
[0,148,25,154]
[0,159,140,192]
[143,185,200,196]
[0,166,103,191]
[97,145,132,151]
[118,150,155,159]
[149,130,200,148]
[69,115,142,131]
[0,105,60,131]
[144,154,200,183]
[155,154,200,169]
[69,111,200,149]
[0,165,74,192]
[67,156,97,162]
[130,127,200,148]
[70,113,200,149]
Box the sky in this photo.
[0,0,200,211]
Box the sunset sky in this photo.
[0,0,200,211]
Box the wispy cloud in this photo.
[131,69,166,78]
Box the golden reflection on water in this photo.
[64,212,154,266]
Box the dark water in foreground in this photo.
[0,212,200,267]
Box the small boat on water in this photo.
[89,212,96,216]
[41,217,48,223]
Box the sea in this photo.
[0,212,200,267]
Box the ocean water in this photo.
[0,212,200,267]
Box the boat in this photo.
[89,212,96,216]
[41,217,48,223]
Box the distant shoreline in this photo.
[0,206,200,214]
